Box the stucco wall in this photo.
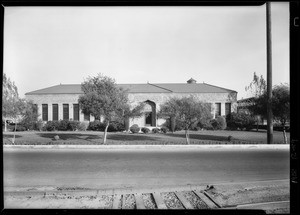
[26,91,237,128]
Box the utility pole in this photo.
[266,2,273,144]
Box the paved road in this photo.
[3,146,289,190]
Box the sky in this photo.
[3,3,289,100]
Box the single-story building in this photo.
[25,78,238,128]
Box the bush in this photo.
[226,112,255,131]
[44,121,60,131]
[130,124,140,133]
[108,121,125,132]
[152,128,160,133]
[160,127,168,133]
[68,121,80,131]
[58,120,69,131]
[210,116,227,130]
[78,122,89,131]
[141,127,150,134]
[12,124,27,131]
[88,120,106,131]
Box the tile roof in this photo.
[25,83,237,95]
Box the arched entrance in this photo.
[144,100,156,127]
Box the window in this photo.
[52,104,58,121]
[63,104,69,120]
[73,104,79,121]
[145,112,152,125]
[215,103,221,116]
[84,113,90,121]
[225,103,231,116]
[33,104,38,115]
[42,104,48,121]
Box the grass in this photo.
[2,129,289,145]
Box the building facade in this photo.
[25,78,238,128]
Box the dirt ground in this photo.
[4,180,290,213]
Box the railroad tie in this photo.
[193,190,219,209]
[152,192,168,209]
[175,192,194,209]
[112,194,122,209]
[135,193,146,209]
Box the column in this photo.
[221,103,226,117]
[48,103,53,121]
[69,103,73,121]
[37,104,43,121]
[58,104,63,120]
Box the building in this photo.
[25,78,238,128]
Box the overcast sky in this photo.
[4,3,289,99]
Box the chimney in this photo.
[187,78,197,84]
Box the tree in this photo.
[245,72,267,98]
[123,102,145,132]
[78,74,129,144]
[159,96,212,144]
[250,83,290,143]
[20,100,40,130]
[2,73,20,132]
[271,84,290,144]
[245,72,267,131]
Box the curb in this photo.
[3,144,290,150]
[236,200,290,210]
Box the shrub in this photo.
[68,121,80,131]
[210,116,227,130]
[226,112,255,131]
[108,121,125,132]
[58,120,69,131]
[130,124,140,133]
[12,124,27,131]
[78,122,89,131]
[160,127,168,133]
[141,127,150,134]
[152,128,160,133]
[44,121,60,131]
[88,120,106,131]
[35,120,44,131]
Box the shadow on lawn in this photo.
[37,132,161,142]
[165,133,229,141]
[3,134,22,139]
[107,133,161,141]
[37,133,100,141]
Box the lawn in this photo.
[2,129,289,145]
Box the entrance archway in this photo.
[144,100,156,127]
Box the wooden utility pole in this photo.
[266,2,273,144]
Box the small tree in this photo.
[245,72,267,131]
[2,73,19,132]
[159,96,212,144]
[250,83,290,143]
[78,74,129,144]
[271,84,290,143]
[123,102,145,132]
[20,100,39,130]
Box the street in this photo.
[3,146,290,191]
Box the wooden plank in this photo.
[135,193,146,209]
[152,192,167,209]
[175,192,194,209]
[112,194,122,209]
[193,190,218,209]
